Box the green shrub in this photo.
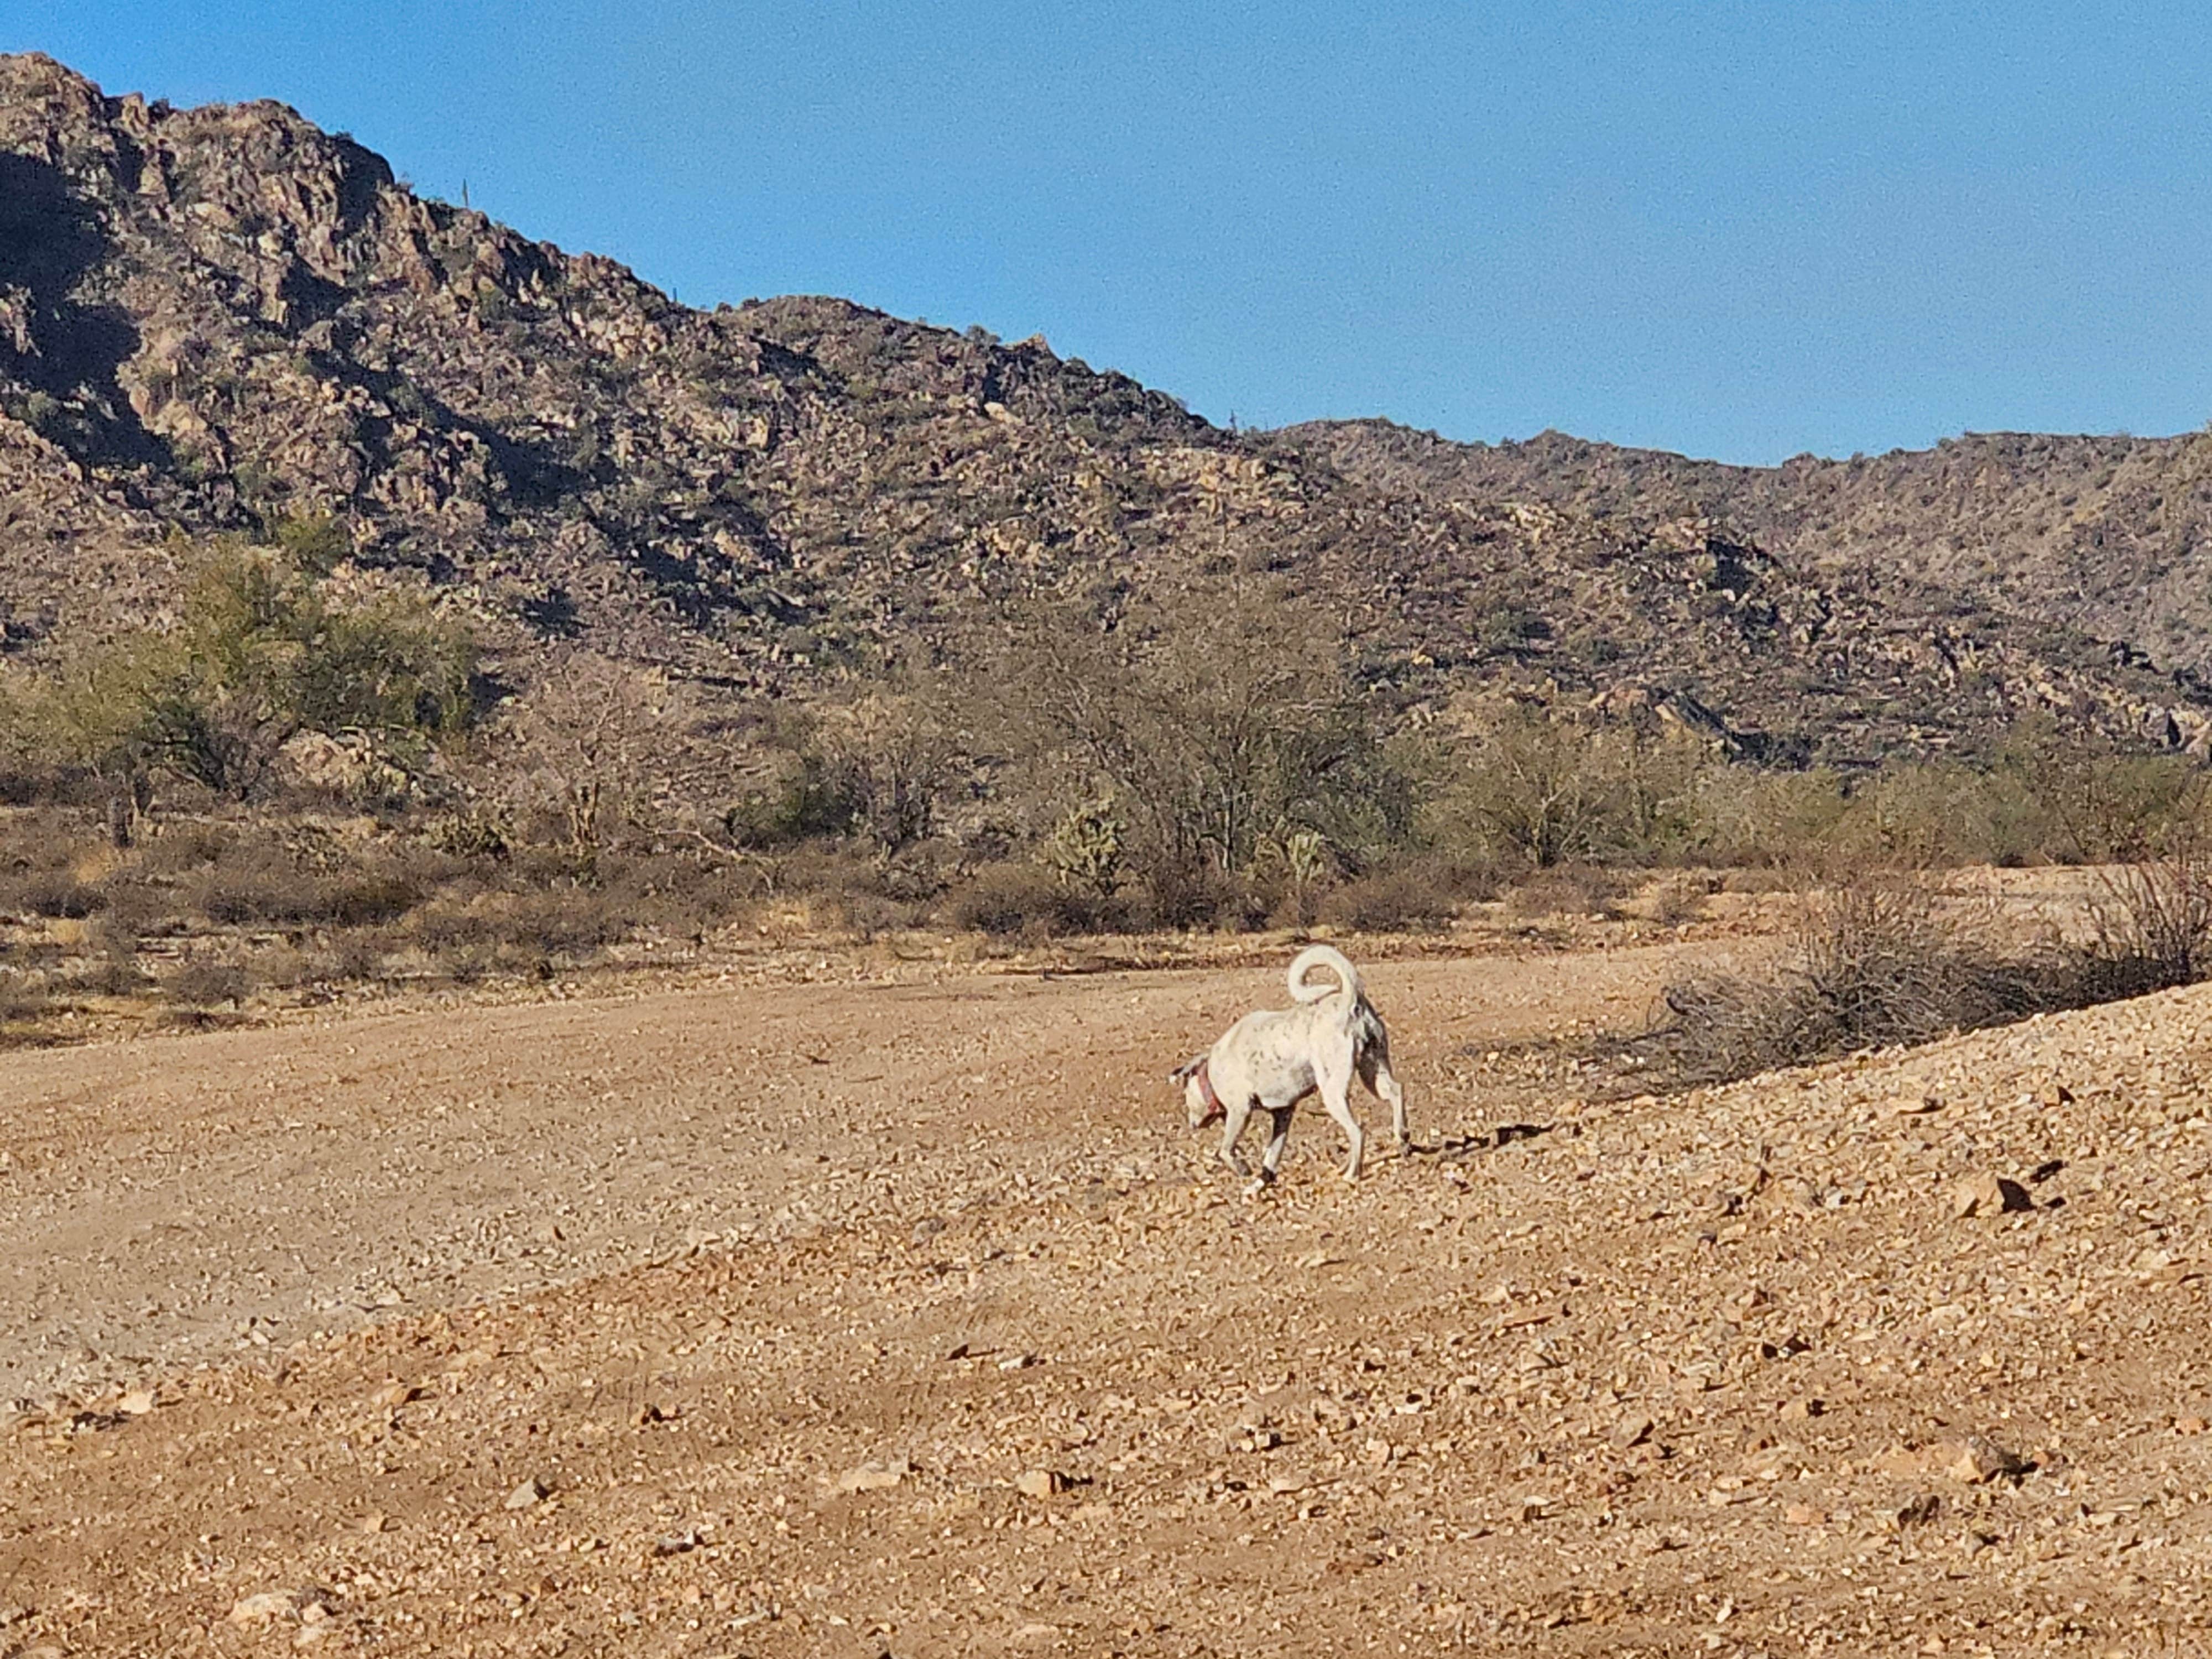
[25,539,472,800]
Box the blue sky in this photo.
[9,2,2212,463]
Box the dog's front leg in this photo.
[1254,1106,1296,1187]
[1217,1098,1256,1180]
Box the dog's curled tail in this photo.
[1287,943,1363,1008]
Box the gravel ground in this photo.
[5,921,2209,1656]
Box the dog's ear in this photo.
[1168,1056,1204,1084]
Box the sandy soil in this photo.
[3,912,2210,1656]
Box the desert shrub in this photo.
[404,898,499,952]
[23,539,471,800]
[249,942,321,990]
[190,851,316,925]
[963,586,1408,917]
[137,820,232,874]
[1661,881,2058,1083]
[409,888,621,959]
[498,888,622,957]
[1316,864,1460,932]
[1039,797,1125,899]
[13,869,105,919]
[187,835,439,930]
[942,863,1115,937]
[319,867,430,927]
[270,512,349,576]
[2074,840,2212,1001]
[1683,767,1850,869]
[1645,873,1713,926]
[326,930,394,982]
[424,806,513,860]
[815,692,955,855]
[1506,864,1629,920]
[79,915,148,995]
[163,959,253,1008]
[1121,856,1266,932]
[0,970,51,1027]
[1430,704,1708,870]
[1995,728,2204,862]
[724,754,859,848]
[826,890,924,940]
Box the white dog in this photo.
[1172,945,1408,1190]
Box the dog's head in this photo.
[1171,1055,1224,1129]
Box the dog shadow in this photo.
[1417,1122,1555,1162]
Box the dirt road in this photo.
[0,941,1689,1405]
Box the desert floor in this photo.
[3,894,2209,1656]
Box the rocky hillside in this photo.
[2,51,2208,764]
[1292,420,2212,705]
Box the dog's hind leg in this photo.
[1359,1040,1410,1152]
[1317,1059,1366,1182]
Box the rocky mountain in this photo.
[1290,419,2212,703]
[2,50,2208,765]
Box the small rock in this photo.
[1784,1503,1825,1525]
[358,1512,392,1534]
[504,1475,551,1510]
[368,1380,419,1410]
[1951,1173,2032,1219]
[2176,1415,2208,1436]
[116,1389,156,1417]
[1609,1413,1655,1452]
[1936,1434,2025,1484]
[834,1458,910,1494]
[653,1530,700,1557]
[1894,1493,1942,1528]
[231,1590,303,1625]
[997,1352,1038,1371]
[1015,1468,1067,1499]
[1780,1396,1825,1422]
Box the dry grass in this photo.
[1505,863,1627,921]
[941,863,1118,939]
[2076,839,2212,1002]
[1315,864,1462,932]
[1662,880,2061,1083]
